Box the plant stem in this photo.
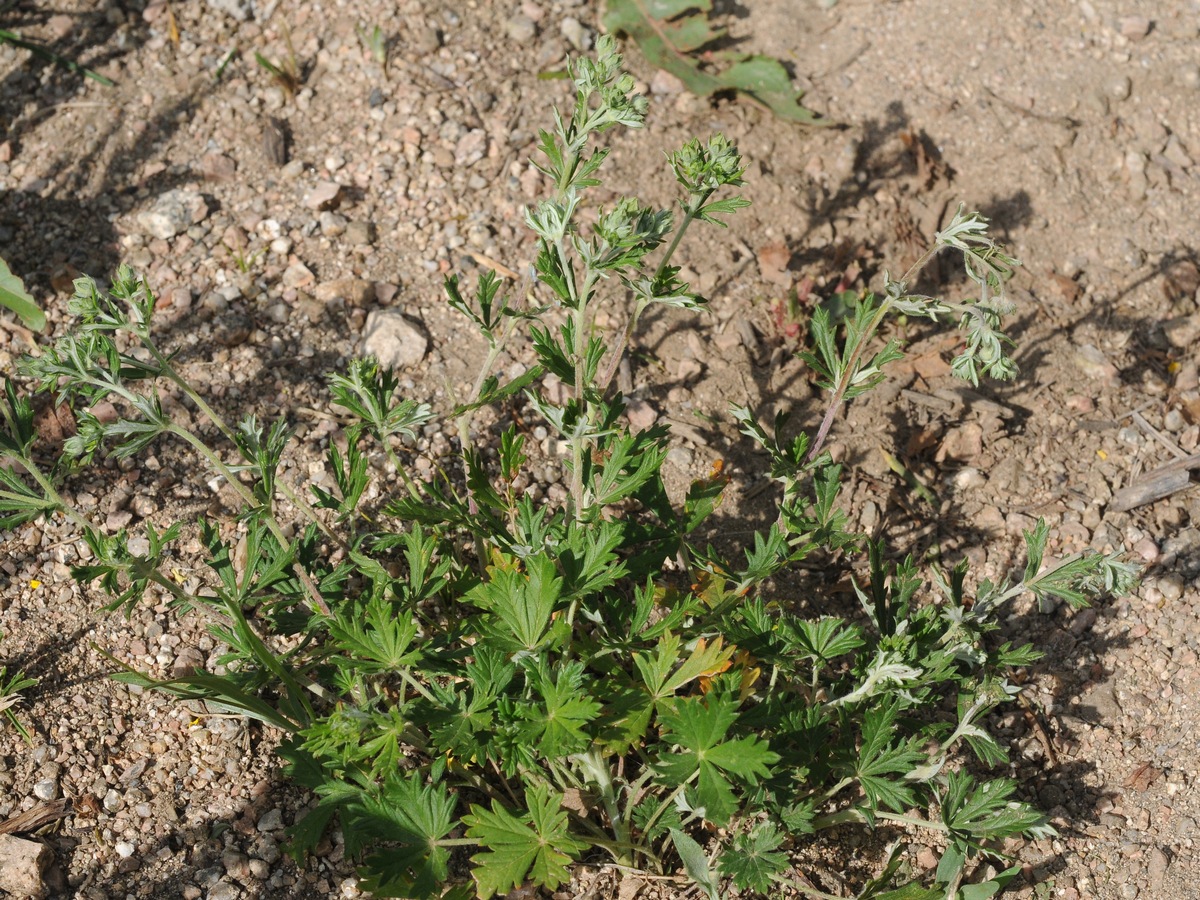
[803,243,944,464]
[167,424,331,617]
[596,191,710,395]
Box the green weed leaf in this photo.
[464,784,587,898]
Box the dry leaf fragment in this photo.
[756,241,792,286]
[263,117,288,167]
[1123,761,1162,792]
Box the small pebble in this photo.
[1108,74,1132,101]
[115,841,136,859]
[1132,537,1159,563]
[33,779,58,801]
[207,883,241,900]
[505,14,536,42]
[560,16,592,51]
[1157,573,1184,602]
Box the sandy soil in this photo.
[1,0,1198,898]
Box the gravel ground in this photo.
[1,0,1199,898]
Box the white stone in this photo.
[136,189,209,240]
[362,309,428,369]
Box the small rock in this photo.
[131,495,158,517]
[626,399,657,431]
[222,850,251,880]
[106,509,134,530]
[303,181,342,210]
[1147,847,1170,889]
[345,221,373,245]
[1162,135,1194,170]
[650,69,685,95]
[454,130,488,167]
[103,788,122,813]
[952,467,986,490]
[315,278,373,306]
[281,262,316,290]
[0,834,52,897]
[1108,74,1133,101]
[136,189,209,240]
[666,447,693,470]
[1117,16,1151,39]
[560,16,592,51]
[505,14,537,41]
[1132,537,1159,562]
[199,152,237,182]
[410,25,441,55]
[205,0,251,21]
[33,779,58,801]
[1157,573,1184,602]
[1072,344,1118,381]
[1068,607,1098,636]
[207,882,241,900]
[46,14,74,39]
[318,211,347,237]
[1162,316,1200,349]
[916,847,939,870]
[256,808,285,832]
[936,422,984,462]
[172,647,205,678]
[115,841,136,859]
[362,310,428,369]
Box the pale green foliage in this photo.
[0,256,44,333]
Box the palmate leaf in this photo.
[323,593,422,675]
[939,771,1050,845]
[842,700,923,815]
[717,821,788,892]
[519,659,601,758]
[655,693,778,825]
[468,554,563,652]
[463,783,587,898]
[602,0,820,124]
[347,772,457,900]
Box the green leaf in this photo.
[323,593,422,675]
[602,1,821,124]
[717,821,788,892]
[846,701,924,814]
[668,828,720,900]
[350,773,458,899]
[520,659,601,758]
[464,784,587,898]
[634,632,736,699]
[0,258,43,332]
[656,693,778,825]
[940,771,1050,845]
[469,554,563,652]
